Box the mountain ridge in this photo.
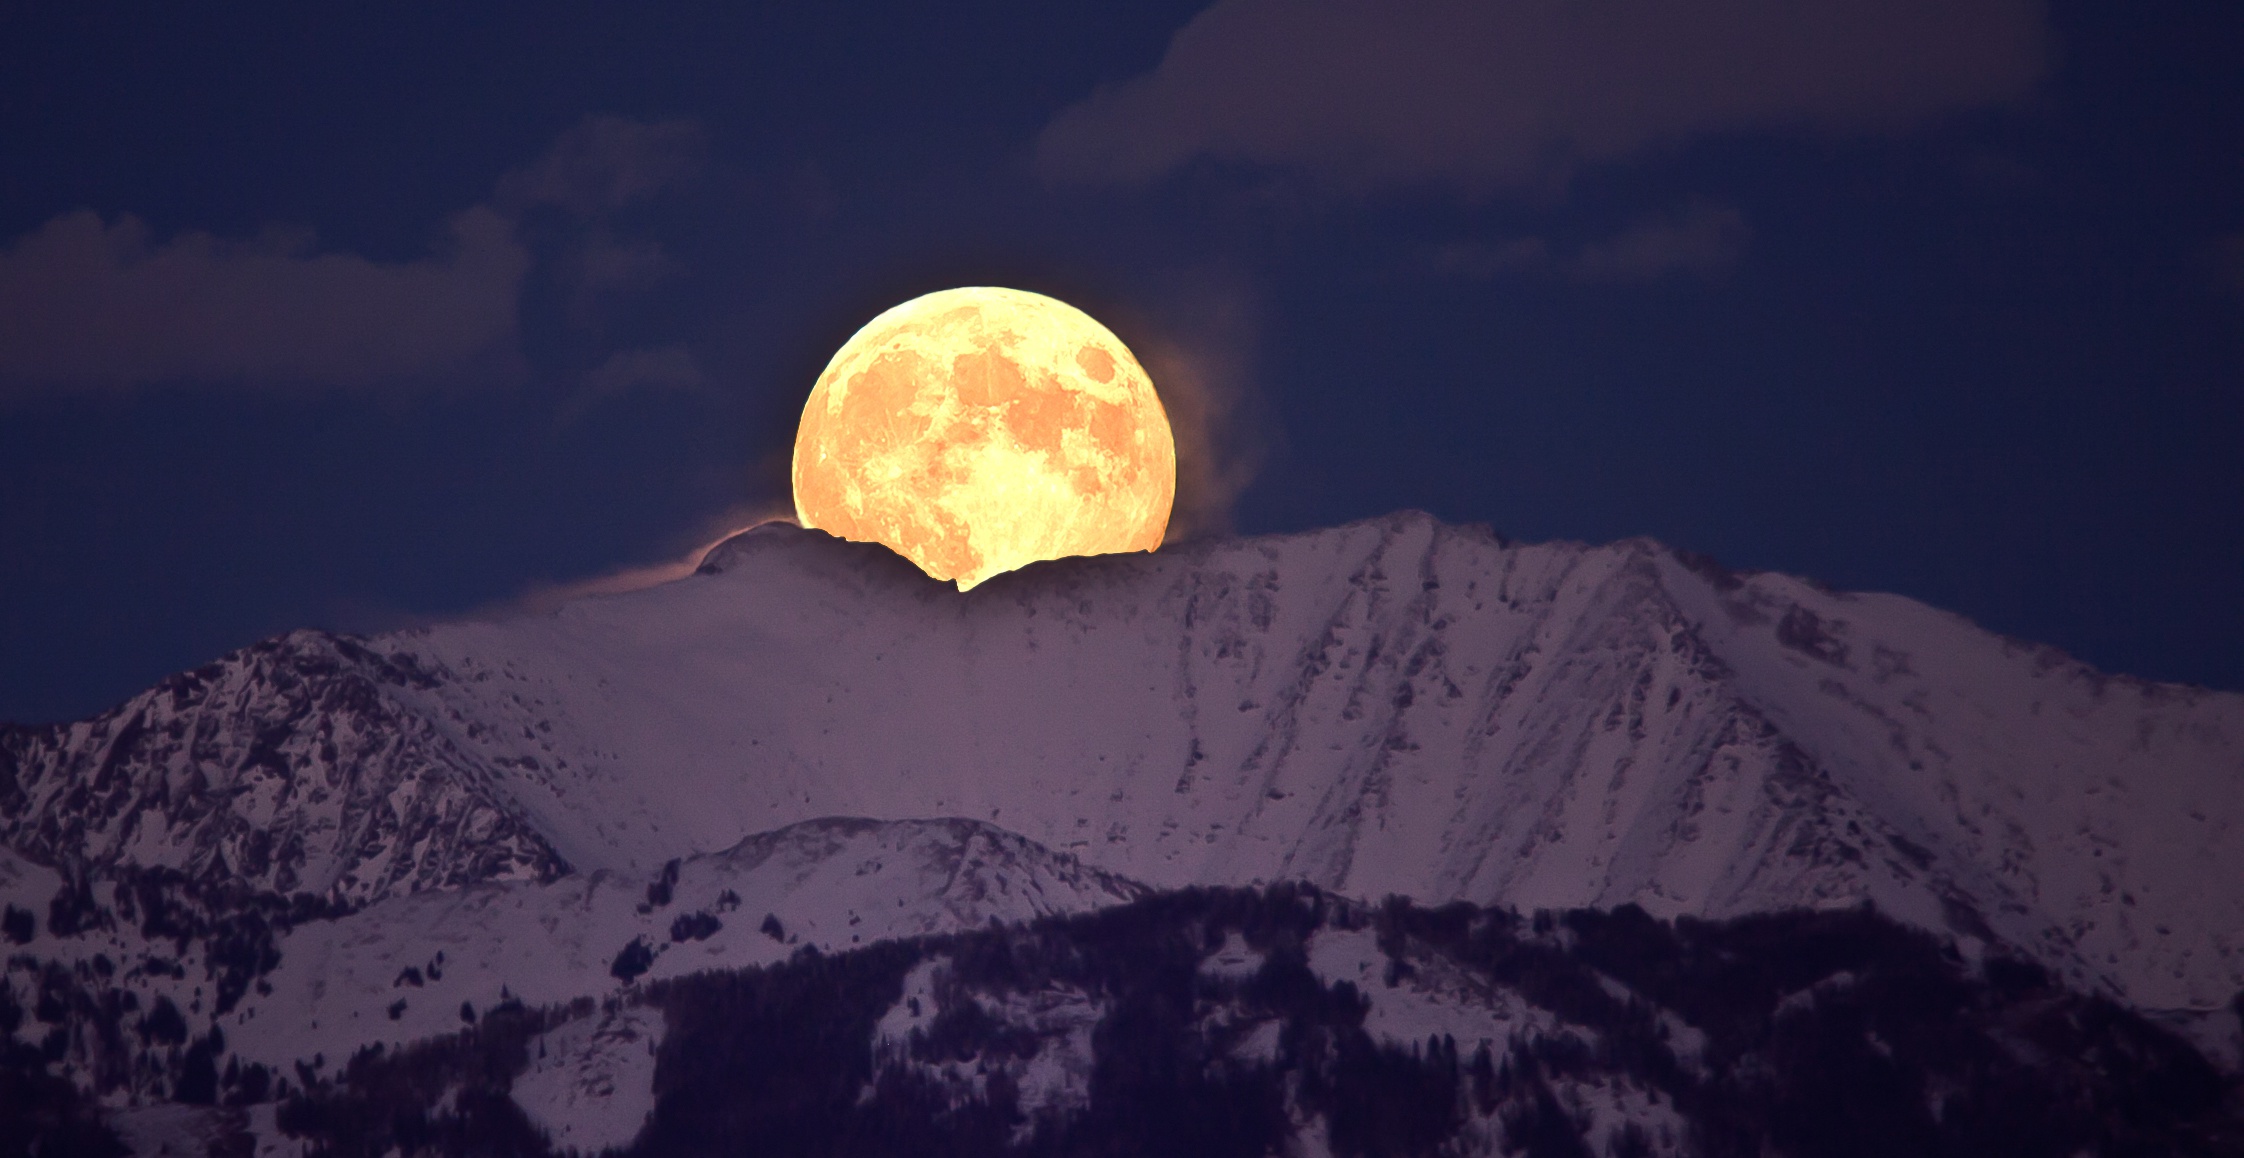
[4,511,2238,1025]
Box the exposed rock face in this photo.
[0,631,563,909]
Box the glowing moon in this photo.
[791,287,1176,590]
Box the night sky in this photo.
[3,2,2240,725]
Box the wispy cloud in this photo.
[1041,0,2050,196]
[1430,237,1553,280]
[493,502,796,616]
[1434,204,1750,284]
[1114,270,1268,543]
[2214,231,2244,293]
[496,115,703,216]
[1566,204,1751,283]
[557,344,716,425]
[507,117,703,337]
[582,345,708,397]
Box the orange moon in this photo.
[791,287,1176,590]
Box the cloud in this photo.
[573,233,679,298]
[1431,236,1553,279]
[582,345,707,396]
[2215,231,2244,293]
[1434,203,1749,283]
[1039,0,2050,196]
[499,116,700,328]
[0,207,527,397]
[497,115,702,216]
[1565,203,1750,282]
[0,115,703,401]
[557,344,714,425]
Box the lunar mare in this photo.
[792,287,1176,589]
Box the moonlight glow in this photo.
[791,287,1176,589]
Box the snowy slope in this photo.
[365,513,2244,1014]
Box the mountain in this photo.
[6,511,2241,1026]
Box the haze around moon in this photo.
[791,287,1176,590]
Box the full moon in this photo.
[791,287,1176,590]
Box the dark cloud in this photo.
[581,345,707,397]
[499,117,700,331]
[558,344,713,425]
[1959,150,2045,195]
[1430,236,1552,279]
[562,232,681,327]
[1432,203,1748,282]
[572,234,678,297]
[1040,0,2050,195]
[0,208,527,397]
[1566,203,1750,282]
[496,115,703,216]
[0,115,706,401]
[2215,231,2244,292]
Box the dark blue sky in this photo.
[3,2,2240,724]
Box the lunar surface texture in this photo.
[791,286,1176,589]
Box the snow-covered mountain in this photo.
[5,511,2240,1026]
